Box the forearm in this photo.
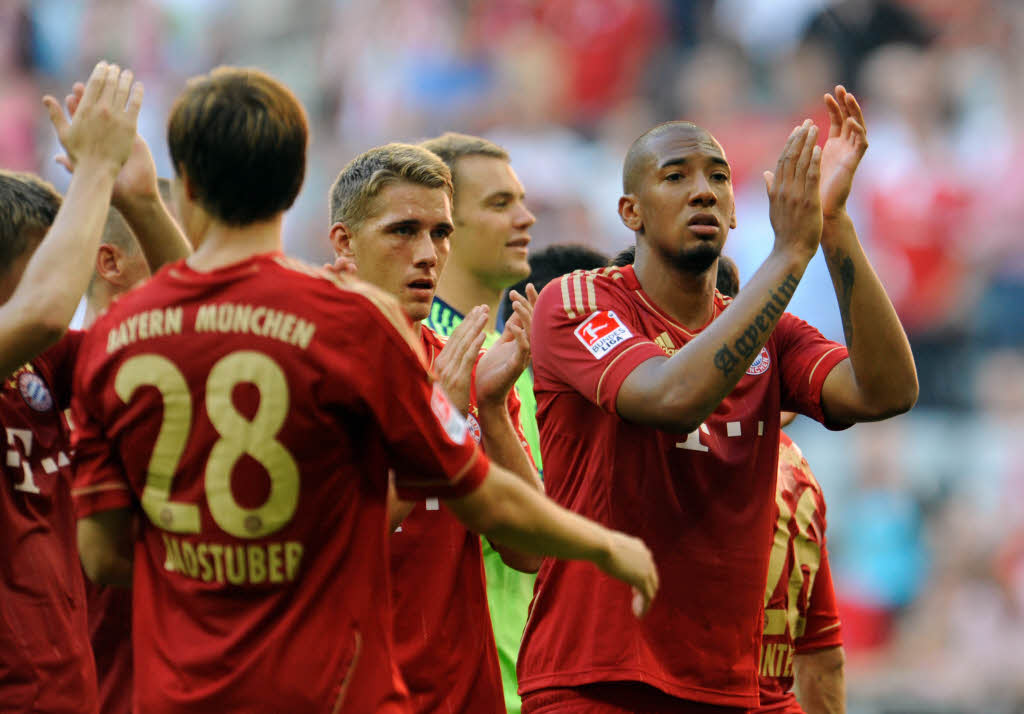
[477,402,543,493]
[0,160,117,377]
[78,508,135,587]
[115,192,192,271]
[822,211,917,411]
[622,248,812,431]
[448,464,612,566]
[794,646,846,714]
[477,402,544,571]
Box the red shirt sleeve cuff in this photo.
[594,341,667,413]
[72,482,134,520]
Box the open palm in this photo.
[820,85,868,217]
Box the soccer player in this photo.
[0,61,143,713]
[417,132,545,713]
[328,142,543,713]
[519,86,916,712]
[500,244,611,326]
[71,67,658,714]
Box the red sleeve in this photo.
[795,546,843,653]
[36,329,84,410]
[70,330,134,519]
[320,287,489,501]
[774,313,849,429]
[506,386,537,470]
[531,272,664,413]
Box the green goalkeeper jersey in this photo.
[425,296,540,714]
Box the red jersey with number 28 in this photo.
[519,265,848,708]
[388,324,528,714]
[755,432,842,714]
[0,331,97,713]
[71,253,489,714]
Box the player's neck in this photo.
[186,216,284,273]
[435,266,502,333]
[633,250,716,330]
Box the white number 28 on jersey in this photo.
[115,351,299,539]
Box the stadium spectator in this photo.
[0,60,141,714]
[327,141,542,714]
[518,87,916,711]
[71,66,657,714]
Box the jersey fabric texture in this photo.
[84,581,132,714]
[426,295,539,714]
[755,432,843,714]
[0,330,98,713]
[71,253,489,714]
[519,265,849,708]
[388,323,520,714]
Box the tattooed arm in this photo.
[816,87,917,426]
[616,122,824,433]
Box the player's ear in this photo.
[95,244,124,285]
[729,210,737,230]
[329,222,355,259]
[618,195,643,233]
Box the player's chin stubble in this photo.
[666,242,721,275]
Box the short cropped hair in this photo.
[101,207,140,254]
[167,67,307,226]
[329,143,452,228]
[0,171,61,268]
[420,132,508,172]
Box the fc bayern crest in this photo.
[19,371,54,412]
[746,347,771,376]
[466,414,482,444]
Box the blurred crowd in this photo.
[3,0,1023,710]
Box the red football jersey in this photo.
[388,325,511,714]
[84,581,132,714]
[519,265,848,708]
[71,253,489,714]
[755,433,842,714]
[0,331,98,713]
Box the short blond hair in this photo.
[329,143,452,227]
[0,171,62,269]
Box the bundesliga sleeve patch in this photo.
[430,382,468,444]
[574,310,633,359]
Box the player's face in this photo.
[632,127,737,274]
[349,182,454,322]
[450,156,534,289]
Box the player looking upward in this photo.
[518,87,915,712]
[72,67,658,714]
[327,142,542,713]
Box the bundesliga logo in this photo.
[574,311,633,360]
[746,347,771,376]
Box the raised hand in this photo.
[433,306,488,413]
[763,120,823,260]
[820,85,868,219]
[475,284,537,407]
[53,79,160,211]
[597,531,659,618]
[43,61,142,177]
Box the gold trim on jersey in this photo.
[807,346,845,387]
[595,342,659,407]
[560,275,576,319]
[72,481,131,497]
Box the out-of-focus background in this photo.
[4,0,1023,710]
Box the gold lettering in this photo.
[180,541,200,578]
[285,542,303,580]
[107,328,120,354]
[125,314,138,342]
[164,307,182,334]
[262,310,283,339]
[279,314,296,343]
[217,304,233,332]
[251,307,267,335]
[208,543,225,583]
[166,535,186,573]
[161,533,177,572]
[225,545,247,584]
[248,545,267,584]
[150,309,164,337]
[290,320,315,349]
[267,542,284,583]
[196,304,217,332]
[138,311,150,341]
[197,543,213,582]
[231,304,253,333]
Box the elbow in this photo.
[872,375,919,420]
[79,546,131,586]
